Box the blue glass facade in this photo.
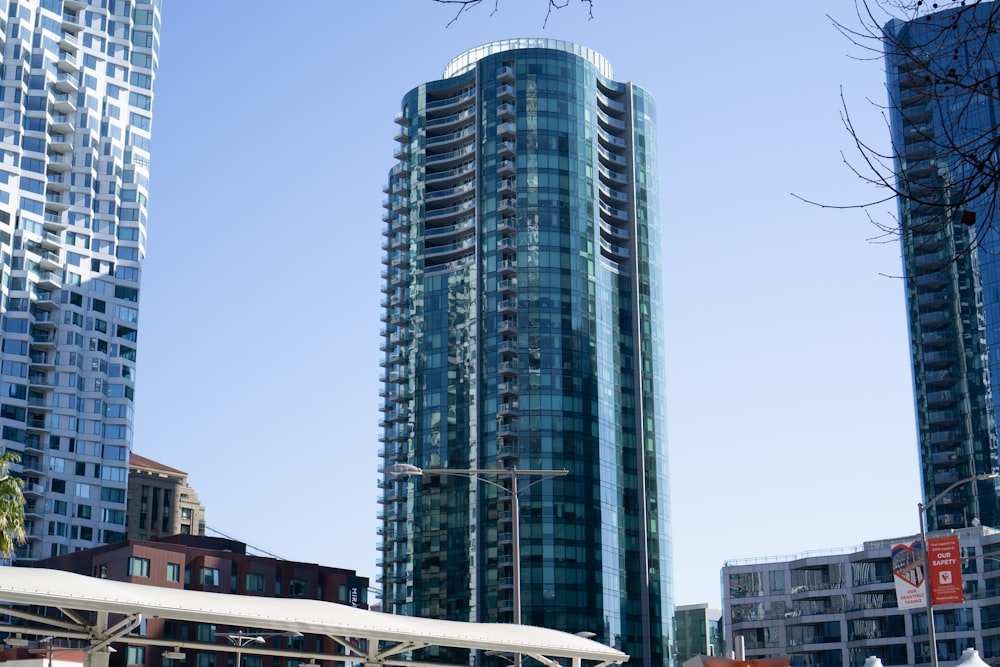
[887,4,1000,530]
[379,40,672,667]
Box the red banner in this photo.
[928,535,963,605]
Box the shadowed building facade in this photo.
[378,39,672,667]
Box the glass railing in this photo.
[426,88,475,110]
[427,162,475,182]
[427,108,475,128]
[427,126,475,146]
[426,144,475,164]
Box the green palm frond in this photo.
[0,450,27,558]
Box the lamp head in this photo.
[383,463,422,477]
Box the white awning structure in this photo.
[0,569,627,667]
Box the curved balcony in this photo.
[600,202,629,223]
[498,178,516,195]
[497,441,519,460]
[426,143,475,167]
[425,236,476,262]
[498,317,517,333]
[921,330,952,348]
[497,298,517,315]
[597,109,627,132]
[497,217,517,235]
[599,181,629,204]
[426,181,475,204]
[598,164,628,185]
[427,107,476,130]
[426,88,476,112]
[497,420,518,435]
[498,399,519,417]
[600,238,630,260]
[426,217,475,243]
[918,310,951,329]
[922,350,954,367]
[427,125,476,149]
[597,93,626,113]
[427,161,476,186]
[498,259,518,276]
[425,198,476,223]
[598,147,628,167]
[497,339,518,357]
[600,222,630,241]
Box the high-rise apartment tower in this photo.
[887,3,1000,530]
[378,39,672,667]
[0,0,161,559]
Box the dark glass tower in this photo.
[378,40,672,667]
[887,4,1000,529]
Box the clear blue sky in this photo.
[134,0,919,609]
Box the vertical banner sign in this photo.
[928,535,963,605]
[891,540,926,609]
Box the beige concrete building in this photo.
[126,454,206,541]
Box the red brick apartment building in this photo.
[32,534,369,667]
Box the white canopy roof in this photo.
[0,568,627,667]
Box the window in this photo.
[181,508,192,520]
[195,624,217,642]
[102,508,125,524]
[166,562,180,583]
[289,578,308,597]
[101,487,125,503]
[101,466,126,482]
[128,557,149,578]
[199,567,220,587]
[245,572,265,593]
[126,646,145,665]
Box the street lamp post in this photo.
[217,630,303,667]
[36,637,53,667]
[919,472,999,667]
[385,463,568,667]
[29,637,99,667]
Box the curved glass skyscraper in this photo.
[378,40,672,667]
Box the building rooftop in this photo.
[129,453,186,476]
[443,38,613,79]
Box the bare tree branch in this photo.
[432,0,594,27]
[807,0,1000,263]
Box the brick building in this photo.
[35,535,368,667]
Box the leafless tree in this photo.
[819,1,1000,260]
[432,0,594,27]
